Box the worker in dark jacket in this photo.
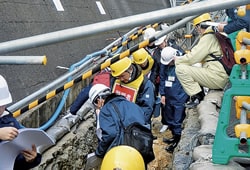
[218,6,250,34]
[150,31,185,95]
[159,47,189,153]
[217,5,250,50]
[0,75,42,170]
[150,32,185,132]
[88,84,148,158]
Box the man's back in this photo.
[95,94,147,157]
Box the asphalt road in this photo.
[0,0,170,104]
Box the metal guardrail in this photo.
[7,0,250,117]
[0,0,249,55]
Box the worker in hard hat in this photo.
[87,84,148,161]
[132,48,162,120]
[159,47,189,153]
[0,75,42,170]
[150,31,185,133]
[101,145,145,170]
[150,31,185,95]
[132,48,154,77]
[143,27,157,56]
[175,13,229,108]
[110,57,155,124]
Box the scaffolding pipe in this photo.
[7,12,233,115]
[242,102,250,112]
[0,0,249,55]
[240,102,250,144]
[7,28,139,113]
[9,16,194,114]
[110,23,161,53]
[7,10,235,116]
[0,55,47,65]
[243,38,250,45]
[37,35,128,130]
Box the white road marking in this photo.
[53,0,64,11]
[96,1,106,15]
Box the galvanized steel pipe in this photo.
[0,55,47,65]
[0,0,249,54]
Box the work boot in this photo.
[185,90,205,108]
[184,98,200,108]
[165,141,178,153]
[165,135,181,153]
[163,136,175,144]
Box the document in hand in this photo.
[0,128,55,170]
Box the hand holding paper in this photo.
[0,128,55,170]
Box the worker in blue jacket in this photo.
[88,84,148,158]
[0,75,42,170]
[218,7,250,34]
[110,57,155,124]
[217,6,250,50]
[159,47,189,153]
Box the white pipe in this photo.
[0,56,47,65]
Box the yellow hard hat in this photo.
[101,145,145,170]
[110,57,132,77]
[193,13,212,26]
[132,48,149,64]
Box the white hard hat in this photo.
[154,31,167,46]
[143,27,156,40]
[89,84,111,105]
[0,75,12,106]
[160,23,170,30]
[161,47,177,65]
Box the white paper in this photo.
[0,128,55,170]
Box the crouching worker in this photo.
[175,13,229,108]
[0,75,42,170]
[84,84,150,169]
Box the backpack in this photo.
[207,29,236,75]
[122,122,155,164]
[92,71,111,87]
[112,103,155,164]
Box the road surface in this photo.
[0,0,170,103]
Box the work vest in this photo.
[141,56,154,76]
[112,73,144,102]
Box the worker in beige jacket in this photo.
[175,13,229,108]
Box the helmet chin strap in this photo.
[128,71,132,81]
[126,68,133,81]
[100,96,104,108]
